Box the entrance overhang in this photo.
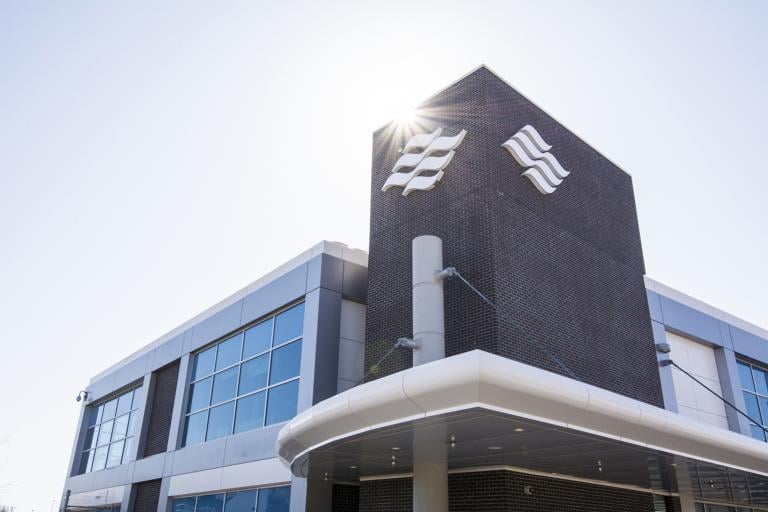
[277,350,768,505]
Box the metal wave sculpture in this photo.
[382,128,467,196]
[502,125,569,194]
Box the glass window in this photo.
[244,319,273,358]
[211,367,238,405]
[744,392,760,421]
[216,334,243,371]
[224,490,257,512]
[193,346,217,380]
[738,360,768,443]
[755,367,768,395]
[79,385,141,474]
[269,341,301,385]
[257,487,290,512]
[266,380,299,426]
[123,437,134,463]
[207,402,236,441]
[738,361,755,391]
[189,378,212,412]
[172,497,196,512]
[751,424,767,442]
[196,494,225,512]
[274,304,304,346]
[106,440,124,468]
[235,392,266,434]
[184,411,208,446]
[183,303,303,446]
[239,354,269,395]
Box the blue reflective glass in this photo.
[755,367,768,395]
[216,334,243,371]
[269,341,301,384]
[211,367,238,405]
[239,354,269,395]
[106,440,124,468]
[102,398,118,420]
[79,450,94,474]
[123,437,134,463]
[235,392,266,434]
[172,497,196,512]
[197,494,225,512]
[256,486,290,512]
[206,401,235,441]
[244,319,273,358]
[98,420,114,446]
[92,445,108,471]
[184,411,208,446]
[116,390,133,416]
[189,377,212,412]
[193,346,217,380]
[83,427,97,450]
[751,424,767,442]
[744,392,761,423]
[266,380,299,425]
[738,361,755,391]
[88,407,101,427]
[273,304,304,346]
[113,414,129,440]
[224,490,257,512]
[127,412,136,436]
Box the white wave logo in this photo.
[381,128,467,196]
[502,125,569,194]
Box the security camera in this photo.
[76,391,89,402]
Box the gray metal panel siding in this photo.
[731,325,768,363]
[657,296,724,347]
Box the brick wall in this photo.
[131,479,161,512]
[142,360,180,457]
[358,471,678,512]
[332,484,360,512]
[364,66,663,407]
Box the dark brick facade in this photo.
[141,360,179,457]
[364,66,663,407]
[131,479,161,512]
[332,484,360,512]
[357,472,679,512]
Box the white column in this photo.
[411,235,446,367]
[411,236,449,511]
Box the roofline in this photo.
[372,64,632,177]
[645,275,768,340]
[89,240,368,383]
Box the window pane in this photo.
[116,391,133,416]
[102,398,118,420]
[106,440,124,468]
[122,437,134,463]
[755,367,768,395]
[216,334,243,371]
[83,427,97,450]
[751,423,766,441]
[211,367,238,405]
[127,412,136,436]
[224,490,257,512]
[239,354,269,395]
[193,346,217,380]
[196,494,225,512]
[274,303,304,345]
[270,341,302,384]
[88,407,101,427]
[206,401,235,441]
[92,445,108,471]
[257,486,290,512]
[235,392,266,434]
[98,420,114,446]
[172,497,196,512]
[738,361,755,391]
[744,392,761,423]
[184,411,208,446]
[244,319,273,358]
[78,450,94,474]
[113,414,129,440]
[189,377,213,412]
[266,380,299,425]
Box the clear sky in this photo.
[1,1,766,510]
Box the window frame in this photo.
[737,358,768,442]
[182,302,304,447]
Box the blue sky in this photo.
[0,1,766,510]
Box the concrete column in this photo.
[412,235,445,366]
[413,460,448,512]
[673,460,697,512]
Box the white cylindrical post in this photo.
[411,235,446,366]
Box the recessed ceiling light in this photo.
[391,447,400,451]
[349,465,357,469]
[514,427,525,432]
[487,446,503,450]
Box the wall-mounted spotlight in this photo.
[76,391,89,402]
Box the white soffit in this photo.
[277,350,768,477]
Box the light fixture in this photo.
[323,472,329,482]
[391,447,400,451]
[449,435,456,449]
[349,465,357,470]
[514,427,525,432]
[487,446,503,451]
